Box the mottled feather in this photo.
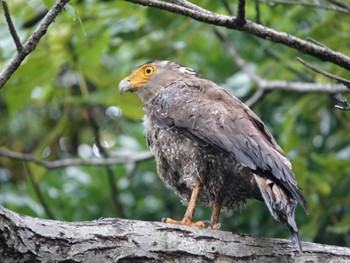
[119,60,307,251]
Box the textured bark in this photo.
[1,206,350,262]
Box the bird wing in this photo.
[149,80,307,211]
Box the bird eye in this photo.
[143,66,154,76]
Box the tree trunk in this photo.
[0,206,349,262]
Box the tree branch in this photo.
[23,162,55,219]
[123,0,350,71]
[1,205,350,262]
[296,57,350,88]
[259,0,350,14]
[0,0,70,89]
[0,148,153,169]
[236,0,246,26]
[329,0,350,11]
[87,107,126,218]
[1,0,23,51]
[213,29,349,98]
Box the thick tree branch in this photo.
[0,0,70,89]
[0,148,153,169]
[123,0,350,71]
[1,205,350,262]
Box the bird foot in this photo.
[202,220,221,230]
[209,223,221,230]
[162,217,206,228]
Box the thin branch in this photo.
[23,162,55,219]
[0,0,70,89]
[123,0,350,71]
[1,0,23,51]
[258,80,349,93]
[236,0,246,26]
[255,0,261,24]
[23,7,48,28]
[259,0,350,14]
[245,89,266,107]
[328,0,350,11]
[168,0,212,14]
[87,107,125,218]
[213,29,349,106]
[296,57,350,88]
[0,148,154,169]
[306,37,327,48]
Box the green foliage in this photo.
[0,0,349,248]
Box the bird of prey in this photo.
[118,60,307,251]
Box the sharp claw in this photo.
[206,221,221,230]
[212,223,221,230]
[202,220,212,227]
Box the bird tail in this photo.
[253,174,303,252]
[289,225,302,252]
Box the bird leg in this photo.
[163,174,206,228]
[209,198,222,230]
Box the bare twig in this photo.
[296,57,350,88]
[255,0,261,24]
[236,0,246,26]
[168,0,211,14]
[328,0,350,11]
[23,162,55,219]
[0,0,70,89]
[213,29,349,107]
[0,148,153,169]
[245,89,266,107]
[260,0,350,14]
[23,7,48,28]
[123,0,350,71]
[1,0,23,51]
[306,37,327,48]
[87,107,125,218]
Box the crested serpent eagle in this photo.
[118,60,307,251]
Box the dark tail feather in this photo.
[290,226,302,252]
[286,204,302,252]
[253,174,303,252]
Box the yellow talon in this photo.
[162,217,206,228]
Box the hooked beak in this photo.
[118,78,133,94]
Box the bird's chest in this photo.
[144,115,203,179]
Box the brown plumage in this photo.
[118,60,307,251]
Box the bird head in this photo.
[118,60,199,102]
